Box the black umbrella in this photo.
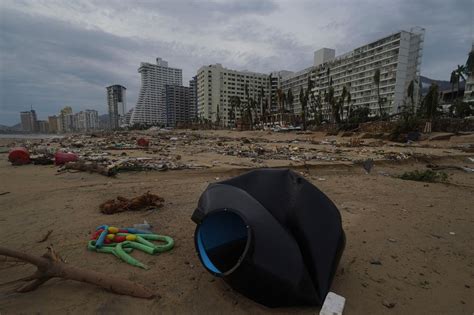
[191,169,345,307]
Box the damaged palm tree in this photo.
[100,192,164,214]
[0,245,155,298]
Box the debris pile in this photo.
[100,192,164,214]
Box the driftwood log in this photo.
[63,161,117,177]
[0,246,155,298]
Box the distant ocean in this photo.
[0,134,63,139]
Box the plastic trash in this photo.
[137,138,150,147]
[8,147,31,165]
[133,220,152,232]
[320,292,346,315]
[55,151,78,165]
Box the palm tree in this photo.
[450,71,457,100]
[373,68,382,117]
[422,83,440,120]
[229,96,241,127]
[339,86,348,121]
[454,65,466,98]
[407,80,415,112]
[326,86,338,123]
[346,90,352,121]
[287,89,294,114]
[299,86,308,130]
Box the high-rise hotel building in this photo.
[197,64,270,126]
[131,58,182,125]
[310,29,424,118]
[197,28,424,125]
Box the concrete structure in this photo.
[314,48,336,67]
[20,110,37,132]
[311,28,425,119]
[58,106,73,133]
[123,109,134,126]
[165,85,192,127]
[189,76,198,120]
[464,43,474,104]
[75,110,99,131]
[269,71,294,113]
[197,64,270,126]
[48,115,59,133]
[37,120,49,133]
[131,58,183,126]
[106,85,126,129]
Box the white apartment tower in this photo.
[310,28,425,118]
[197,64,270,126]
[464,43,474,104]
[130,58,183,125]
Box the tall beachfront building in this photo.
[197,64,270,126]
[106,85,126,129]
[309,28,425,119]
[130,58,182,125]
[20,109,38,132]
[464,43,474,104]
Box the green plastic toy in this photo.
[88,229,174,269]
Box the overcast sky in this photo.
[0,0,473,125]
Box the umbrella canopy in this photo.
[192,169,345,307]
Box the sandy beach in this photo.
[0,130,473,314]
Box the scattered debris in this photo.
[0,245,155,298]
[100,192,164,214]
[137,138,150,147]
[370,259,382,265]
[362,158,374,174]
[133,220,152,232]
[54,151,78,165]
[37,230,53,243]
[382,300,396,309]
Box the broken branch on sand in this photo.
[0,245,155,299]
[37,230,53,243]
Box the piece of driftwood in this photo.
[37,230,53,243]
[100,192,164,215]
[0,246,155,298]
[63,161,117,177]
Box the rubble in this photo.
[4,130,470,176]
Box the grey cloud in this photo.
[0,0,472,125]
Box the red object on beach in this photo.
[8,147,31,165]
[55,151,78,165]
[137,138,149,147]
